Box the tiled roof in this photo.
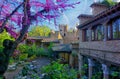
[42,38,59,43]
[27,31,62,43]
[27,36,48,40]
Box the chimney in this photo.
[90,3,108,15]
[77,14,93,24]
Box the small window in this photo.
[91,25,104,41]
[107,18,120,40]
[64,33,66,36]
[112,18,120,39]
[96,25,104,41]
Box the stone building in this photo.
[26,30,62,47]
[59,24,79,44]
[59,24,79,68]
[77,2,120,79]
[26,24,79,69]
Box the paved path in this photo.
[4,57,50,79]
[4,66,23,79]
[32,57,50,69]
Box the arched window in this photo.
[112,18,120,39]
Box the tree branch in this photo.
[15,0,29,43]
[0,2,24,33]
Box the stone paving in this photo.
[4,57,50,79]
[31,57,50,70]
[4,66,23,79]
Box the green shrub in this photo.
[35,51,41,57]
[27,44,38,57]
[48,43,54,54]
[79,64,88,77]
[28,55,37,60]
[0,46,3,53]
[9,57,15,65]
[36,47,51,57]
[36,48,44,57]
[111,71,119,77]
[17,43,54,58]
[0,30,14,47]
[92,72,102,79]
[41,61,78,79]
[19,54,28,61]
[17,44,29,54]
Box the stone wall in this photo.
[79,48,120,65]
[77,14,93,24]
[79,40,120,52]
[63,32,78,44]
[90,3,108,15]
[78,16,92,24]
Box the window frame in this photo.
[91,24,104,41]
[112,18,120,40]
[83,29,89,42]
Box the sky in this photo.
[0,0,103,31]
[2,0,119,31]
[56,0,120,29]
[0,0,95,31]
[47,0,94,30]
[47,0,120,30]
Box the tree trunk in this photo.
[0,0,30,77]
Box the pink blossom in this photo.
[0,0,80,38]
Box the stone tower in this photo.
[59,24,68,37]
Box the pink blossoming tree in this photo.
[0,0,80,77]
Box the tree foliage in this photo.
[0,30,14,46]
[0,0,80,38]
[29,26,51,37]
[101,0,117,7]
